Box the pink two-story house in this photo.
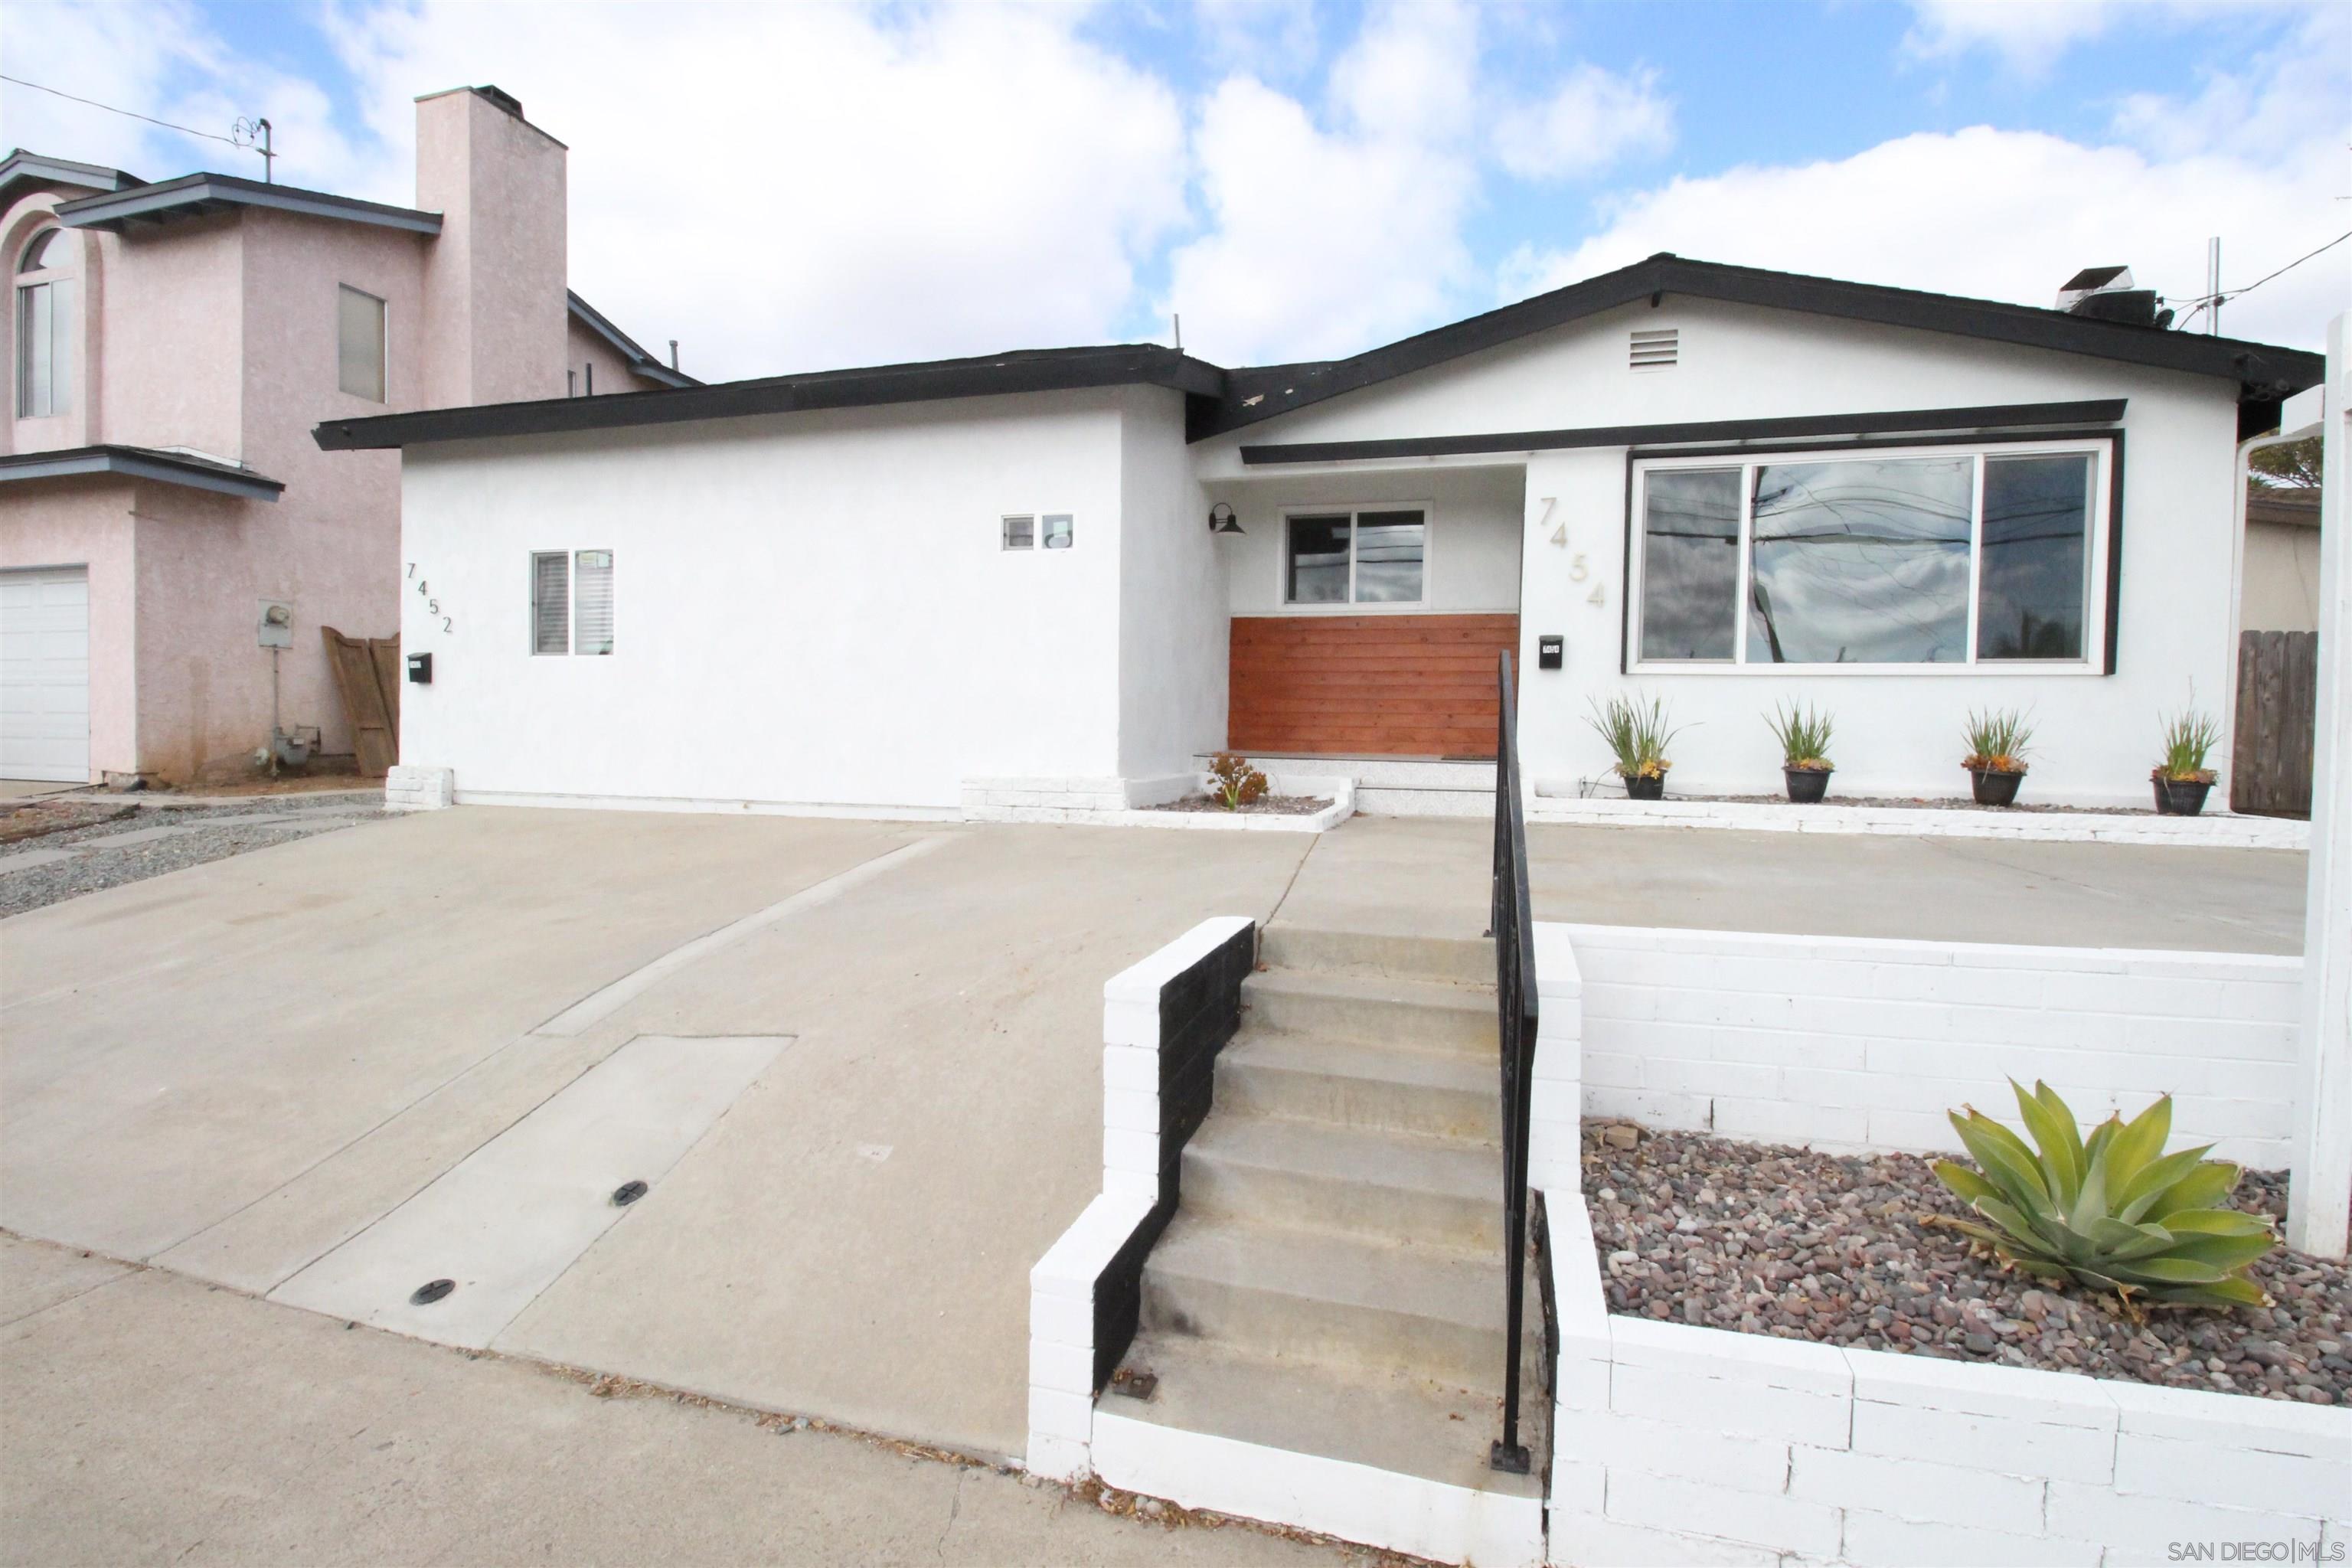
[0,85,689,785]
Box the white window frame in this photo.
[16,227,75,420]
[1276,501,1435,613]
[1626,438,2112,675]
[529,549,615,657]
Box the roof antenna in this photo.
[232,117,273,183]
[1172,313,1181,352]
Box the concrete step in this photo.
[1102,1330,1545,1499]
[1256,925,1495,988]
[1181,1113,1503,1252]
[1354,786,1496,818]
[1240,967,1498,1056]
[1216,1028,1501,1142]
[1140,1213,1508,1389]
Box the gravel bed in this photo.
[1581,1122,2350,1403]
[0,802,387,918]
[1145,794,1333,815]
[1642,792,2137,815]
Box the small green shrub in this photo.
[1765,702,1834,771]
[2156,708,2221,783]
[1586,695,1681,779]
[1207,752,1267,811]
[1931,1080,2275,1313]
[1961,707,2034,774]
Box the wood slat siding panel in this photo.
[2231,629,2318,817]
[1228,613,1518,758]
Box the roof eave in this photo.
[0,446,284,501]
[55,175,443,236]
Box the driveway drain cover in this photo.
[410,1278,456,1305]
[611,1180,648,1207]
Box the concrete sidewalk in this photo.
[1276,815,2305,954]
[0,1236,1345,1567]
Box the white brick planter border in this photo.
[383,764,455,811]
[1543,1189,2352,1568]
[1526,792,2308,850]
[1563,923,2305,1169]
[966,773,1355,832]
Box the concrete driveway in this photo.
[2,807,1309,1463]
[0,805,2304,1478]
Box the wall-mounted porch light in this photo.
[1209,502,1243,535]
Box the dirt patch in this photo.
[1146,794,1333,816]
[1582,1121,2347,1403]
[0,800,139,844]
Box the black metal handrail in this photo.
[1489,651,1540,1475]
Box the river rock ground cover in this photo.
[1579,1121,2348,1403]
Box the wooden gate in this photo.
[2231,629,2318,817]
[322,627,401,776]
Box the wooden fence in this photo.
[322,627,401,776]
[2232,629,2318,817]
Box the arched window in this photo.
[16,226,76,416]
[18,228,70,274]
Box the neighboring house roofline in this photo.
[0,149,145,209]
[2247,488,2322,530]
[54,172,443,235]
[315,343,1224,450]
[1200,253,2325,439]
[0,444,284,501]
[567,291,701,388]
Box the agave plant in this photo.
[1586,695,1681,779]
[2156,707,2221,784]
[1961,707,2034,774]
[1765,701,1834,771]
[1931,1080,2276,1312]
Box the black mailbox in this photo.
[407,652,433,684]
[1537,635,1563,671]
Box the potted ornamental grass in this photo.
[1587,694,1681,801]
[1961,707,2034,807]
[2151,708,2220,817]
[1765,701,1834,804]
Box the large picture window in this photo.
[1284,508,1426,606]
[1632,442,2105,670]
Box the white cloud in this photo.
[1493,64,1674,181]
[1501,6,2350,352]
[1901,0,2122,71]
[1161,0,1482,365]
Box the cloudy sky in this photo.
[5,0,2346,381]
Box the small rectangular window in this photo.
[1002,514,1034,550]
[1042,514,1073,550]
[531,551,569,655]
[338,284,386,402]
[1638,469,1741,661]
[1284,508,1425,605]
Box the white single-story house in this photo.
[316,253,2324,814]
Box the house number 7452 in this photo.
[406,564,454,634]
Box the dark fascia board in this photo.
[0,444,283,500]
[0,150,144,208]
[56,172,442,236]
[1199,254,2324,439]
[1239,399,2128,466]
[315,344,1226,450]
[566,290,701,388]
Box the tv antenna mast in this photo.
[232,117,274,183]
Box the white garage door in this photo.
[1,566,92,782]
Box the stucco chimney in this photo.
[414,86,568,407]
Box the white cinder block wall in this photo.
[1566,924,2304,1168]
[1546,1192,2350,1568]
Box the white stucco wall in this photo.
[1197,296,2247,808]
[397,389,1136,812]
[1116,388,1226,778]
[1207,462,1524,616]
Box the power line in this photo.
[2167,230,2350,329]
[0,73,241,149]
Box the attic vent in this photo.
[1629,328,1678,369]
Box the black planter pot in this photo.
[1969,767,2025,807]
[1623,772,1666,801]
[1785,767,1831,804]
[2154,776,2213,817]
